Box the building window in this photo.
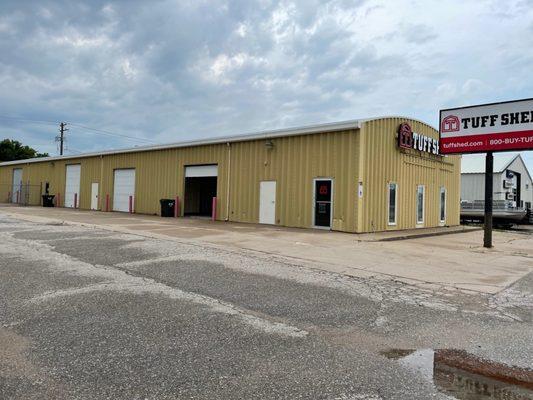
[416,185,425,224]
[388,182,397,225]
[440,187,446,223]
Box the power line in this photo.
[65,147,83,154]
[0,115,58,125]
[67,122,157,144]
[0,114,157,145]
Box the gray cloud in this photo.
[0,0,532,172]
[400,23,438,44]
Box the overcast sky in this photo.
[0,0,532,171]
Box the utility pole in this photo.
[56,122,68,155]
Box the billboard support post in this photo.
[484,152,493,248]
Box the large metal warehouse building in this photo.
[0,117,461,233]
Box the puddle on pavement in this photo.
[381,348,533,399]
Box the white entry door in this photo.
[91,182,99,210]
[12,168,22,203]
[65,164,81,208]
[259,181,276,224]
[113,169,135,212]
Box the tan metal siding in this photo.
[0,129,360,231]
[358,118,461,232]
[97,146,229,215]
[0,166,13,201]
[228,129,359,231]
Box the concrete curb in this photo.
[373,227,482,242]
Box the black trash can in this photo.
[42,195,55,207]
[160,199,175,217]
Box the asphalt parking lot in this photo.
[1,213,532,399]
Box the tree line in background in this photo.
[0,139,49,162]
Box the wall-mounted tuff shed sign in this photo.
[398,122,440,155]
[439,98,533,154]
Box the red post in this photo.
[129,195,133,214]
[211,197,217,221]
[174,196,180,218]
[74,193,78,209]
[105,194,110,212]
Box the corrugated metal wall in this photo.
[461,173,504,202]
[229,129,359,231]
[0,117,462,232]
[0,129,360,230]
[358,118,461,232]
[97,146,229,215]
[0,165,12,202]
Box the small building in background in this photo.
[461,153,533,211]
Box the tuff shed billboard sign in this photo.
[439,98,533,154]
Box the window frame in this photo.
[439,186,446,224]
[416,185,425,225]
[387,182,398,226]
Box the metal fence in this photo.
[0,183,43,206]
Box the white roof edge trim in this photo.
[461,154,532,183]
[359,115,438,131]
[506,154,533,183]
[0,115,434,167]
[501,154,520,172]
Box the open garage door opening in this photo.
[184,165,217,217]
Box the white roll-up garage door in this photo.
[113,169,135,212]
[185,165,218,177]
[11,168,22,203]
[65,164,81,208]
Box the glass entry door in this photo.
[314,179,332,228]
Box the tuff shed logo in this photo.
[398,123,413,149]
[441,115,460,133]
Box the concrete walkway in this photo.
[1,204,532,294]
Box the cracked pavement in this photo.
[0,214,532,399]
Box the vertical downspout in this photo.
[100,155,104,210]
[356,121,365,233]
[225,142,231,221]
